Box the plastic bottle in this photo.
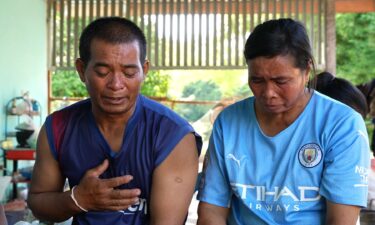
[31,100,39,112]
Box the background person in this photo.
[197,18,370,225]
[28,17,202,225]
[315,71,368,119]
[357,79,375,220]
[357,79,375,153]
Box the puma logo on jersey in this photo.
[227,154,246,167]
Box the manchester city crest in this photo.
[298,143,322,168]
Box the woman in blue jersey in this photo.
[197,18,370,225]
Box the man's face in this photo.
[76,39,149,117]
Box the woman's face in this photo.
[247,55,310,115]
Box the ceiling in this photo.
[335,0,375,13]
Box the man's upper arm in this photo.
[150,133,199,225]
[29,125,65,195]
[326,200,360,225]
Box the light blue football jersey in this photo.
[198,91,370,225]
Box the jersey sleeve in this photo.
[320,112,370,207]
[197,117,232,208]
[44,115,57,159]
[153,119,202,168]
[44,110,69,161]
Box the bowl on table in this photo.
[15,129,34,148]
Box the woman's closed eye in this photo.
[274,79,289,85]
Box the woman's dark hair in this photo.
[244,18,316,88]
[357,79,375,108]
[79,17,147,66]
[315,72,368,118]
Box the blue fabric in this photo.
[45,95,202,225]
[198,91,370,225]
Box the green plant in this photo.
[141,71,170,97]
[52,70,87,97]
[336,13,375,84]
[176,80,222,122]
[52,70,170,98]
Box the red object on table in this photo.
[5,149,36,160]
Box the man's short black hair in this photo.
[79,17,147,65]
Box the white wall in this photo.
[0,0,47,142]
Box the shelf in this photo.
[3,95,41,200]
[7,111,40,116]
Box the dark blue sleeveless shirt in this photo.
[45,95,202,225]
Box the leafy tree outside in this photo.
[336,13,375,84]
[141,71,170,97]
[175,80,222,122]
[52,70,170,98]
[52,70,87,97]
